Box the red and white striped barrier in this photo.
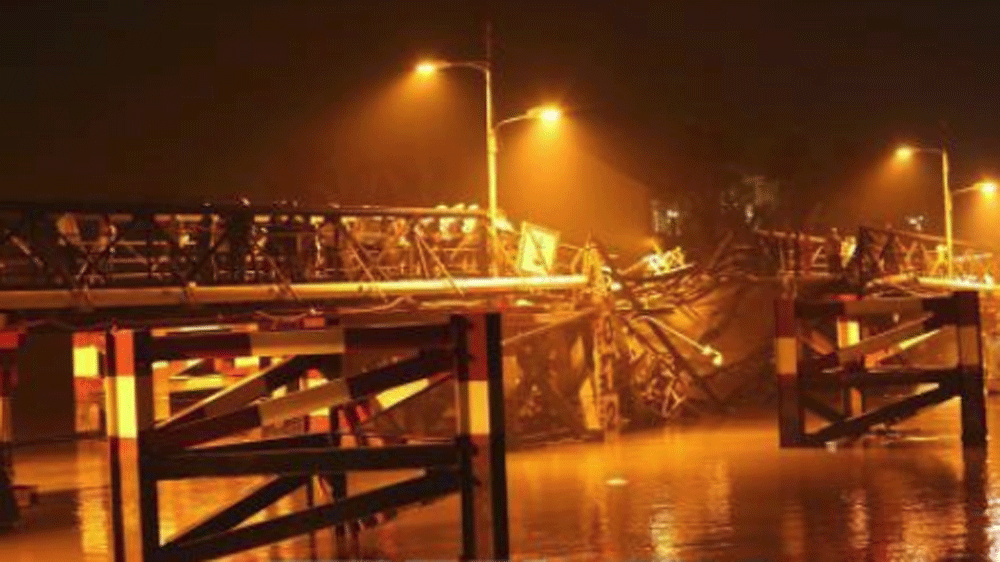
[105,330,160,562]
[775,291,986,447]
[103,313,508,562]
[454,313,509,559]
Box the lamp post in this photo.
[416,59,498,234]
[415,61,562,273]
[895,145,952,277]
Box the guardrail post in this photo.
[106,329,159,561]
[955,291,987,447]
[775,299,804,447]
[454,313,509,560]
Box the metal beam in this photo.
[183,432,334,454]
[166,475,309,545]
[809,385,956,444]
[151,444,459,479]
[804,367,959,389]
[150,350,455,450]
[156,355,322,430]
[144,324,455,361]
[0,275,588,312]
[800,393,846,423]
[156,470,460,561]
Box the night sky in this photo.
[6,1,1000,239]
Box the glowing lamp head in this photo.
[527,105,562,123]
[415,61,439,76]
[979,181,998,195]
[539,107,562,122]
[895,145,916,160]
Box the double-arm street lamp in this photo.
[895,144,997,278]
[895,145,953,277]
[415,59,562,241]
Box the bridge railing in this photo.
[755,225,1000,286]
[0,203,499,289]
[0,202,588,293]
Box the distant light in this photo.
[415,61,439,75]
[895,145,915,160]
[979,181,998,195]
[606,477,628,486]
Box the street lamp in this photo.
[414,59,562,244]
[495,105,563,129]
[953,180,998,196]
[895,144,952,277]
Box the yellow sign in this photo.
[516,222,560,275]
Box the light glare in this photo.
[979,181,998,195]
[415,61,438,75]
[539,107,562,122]
[895,145,915,160]
[527,105,563,123]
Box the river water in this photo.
[2,396,999,561]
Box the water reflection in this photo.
[2,400,1000,561]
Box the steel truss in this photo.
[755,225,1000,289]
[0,201,591,315]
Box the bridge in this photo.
[0,200,729,558]
[2,201,994,556]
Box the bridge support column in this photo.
[455,313,509,561]
[775,299,804,447]
[105,329,159,561]
[957,291,987,447]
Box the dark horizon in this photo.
[6,1,1000,239]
